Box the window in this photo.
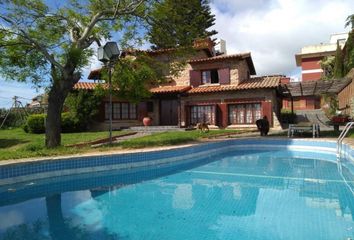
[229,103,261,124]
[113,103,121,119]
[104,102,137,120]
[202,69,219,84]
[121,103,129,119]
[190,105,215,125]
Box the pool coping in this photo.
[0,136,347,167]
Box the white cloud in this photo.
[211,0,354,76]
[0,80,40,108]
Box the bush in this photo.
[61,112,86,133]
[280,109,297,124]
[0,108,27,128]
[26,114,46,133]
[25,113,86,134]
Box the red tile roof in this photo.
[75,75,281,94]
[188,53,256,75]
[74,82,191,94]
[188,53,251,63]
[187,76,282,94]
[73,82,105,90]
[150,85,191,94]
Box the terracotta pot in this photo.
[143,117,152,126]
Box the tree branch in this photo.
[77,0,145,48]
[0,15,64,72]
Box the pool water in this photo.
[0,149,353,240]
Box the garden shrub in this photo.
[61,112,85,133]
[26,113,86,134]
[26,114,46,133]
[0,108,27,128]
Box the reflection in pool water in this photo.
[0,150,353,240]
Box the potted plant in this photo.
[143,116,152,126]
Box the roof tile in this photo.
[187,76,281,94]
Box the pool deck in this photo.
[0,130,351,167]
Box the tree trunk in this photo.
[46,194,65,240]
[46,85,65,148]
[45,75,78,148]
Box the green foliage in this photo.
[322,94,339,117]
[110,55,166,102]
[0,108,27,128]
[333,42,344,78]
[64,87,105,129]
[345,14,354,29]
[280,109,297,124]
[320,56,335,80]
[148,0,217,49]
[26,114,46,134]
[344,30,354,75]
[61,112,83,133]
[26,112,87,134]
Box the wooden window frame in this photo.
[201,69,219,84]
[228,103,262,125]
[190,105,216,125]
[104,102,138,120]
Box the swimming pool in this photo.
[0,139,353,240]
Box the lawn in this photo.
[0,127,353,161]
[0,128,244,160]
[118,129,246,149]
[0,128,128,160]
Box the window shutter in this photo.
[218,68,230,85]
[262,101,273,127]
[190,70,201,87]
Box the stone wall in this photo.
[187,59,250,86]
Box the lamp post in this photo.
[98,42,120,145]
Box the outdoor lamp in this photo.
[97,41,120,145]
[98,42,120,62]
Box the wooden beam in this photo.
[312,81,317,95]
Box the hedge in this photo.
[25,113,85,134]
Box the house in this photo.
[27,94,48,109]
[74,39,285,130]
[282,33,349,111]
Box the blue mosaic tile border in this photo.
[0,138,347,184]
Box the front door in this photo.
[160,99,178,125]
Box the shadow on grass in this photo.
[0,138,29,148]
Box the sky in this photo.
[0,0,353,108]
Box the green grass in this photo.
[1,127,352,161]
[118,129,243,149]
[0,128,128,160]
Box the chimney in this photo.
[215,39,227,55]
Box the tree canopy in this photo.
[333,42,344,78]
[0,0,218,147]
[0,0,152,147]
[148,0,217,49]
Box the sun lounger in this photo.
[288,123,320,138]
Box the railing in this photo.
[337,121,354,160]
